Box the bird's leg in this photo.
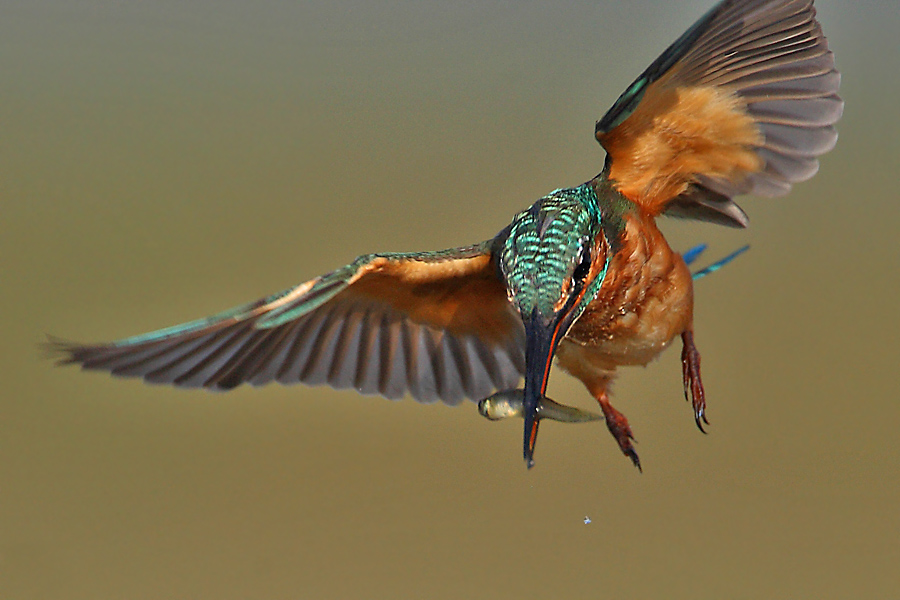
[681,329,707,432]
[558,350,642,470]
[595,389,641,472]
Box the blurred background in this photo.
[3,1,898,598]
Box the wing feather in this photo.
[445,335,473,402]
[379,313,406,400]
[51,244,524,405]
[276,309,330,385]
[326,305,365,389]
[353,307,382,395]
[171,325,258,388]
[595,0,842,224]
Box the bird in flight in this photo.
[52,0,842,469]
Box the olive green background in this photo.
[3,1,898,598]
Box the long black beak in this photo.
[522,307,566,468]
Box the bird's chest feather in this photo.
[559,211,693,371]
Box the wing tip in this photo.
[42,334,89,366]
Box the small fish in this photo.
[478,389,603,424]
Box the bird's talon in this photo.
[681,330,708,432]
[625,447,642,472]
[596,395,642,470]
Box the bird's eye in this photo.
[572,247,592,283]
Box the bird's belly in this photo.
[557,289,689,377]
[557,312,680,374]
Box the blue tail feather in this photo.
[690,245,750,280]
[682,243,708,267]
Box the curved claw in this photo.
[624,447,642,472]
[611,421,642,472]
[596,392,642,472]
[681,330,708,433]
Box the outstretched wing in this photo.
[595,0,842,227]
[51,243,525,405]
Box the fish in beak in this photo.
[478,389,602,423]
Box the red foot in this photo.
[597,395,641,471]
[681,330,708,432]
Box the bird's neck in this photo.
[586,169,635,255]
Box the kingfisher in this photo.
[52,0,842,469]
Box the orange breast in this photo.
[557,209,693,375]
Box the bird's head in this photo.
[498,186,610,466]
